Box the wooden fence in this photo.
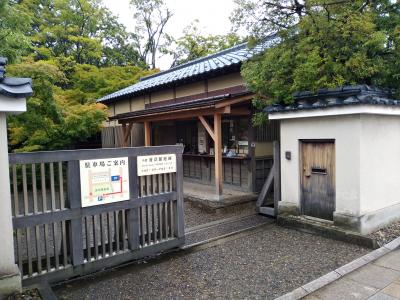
[256,141,281,216]
[9,145,185,285]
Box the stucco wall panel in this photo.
[360,115,400,214]
[151,89,174,103]
[208,73,243,92]
[114,99,130,115]
[279,115,361,215]
[176,82,205,98]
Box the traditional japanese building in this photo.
[97,38,279,199]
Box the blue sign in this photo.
[111,175,120,181]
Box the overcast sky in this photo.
[102,0,238,70]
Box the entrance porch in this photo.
[111,92,279,202]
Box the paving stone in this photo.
[374,250,400,271]
[368,292,399,300]
[382,283,400,299]
[309,278,378,300]
[335,257,368,276]
[275,287,308,300]
[383,237,400,251]
[302,271,341,293]
[362,247,391,263]
[346,264,400,289]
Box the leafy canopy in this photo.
[5,0,155,152]
[232,0,400,124]
[163,20,242,67]
[0,0,31,63]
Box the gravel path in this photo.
[184,200,257,228]
[185,214,272,245]
[54,225,369,300]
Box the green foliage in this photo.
[0,0,31,63]
[3,0,157,152]
[164,20,243,67]
[19,0,143,66]
[234,0,400,125]
[7,60,108,151]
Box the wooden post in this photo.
[121,123,127,147]
[214,113,223,196]
[144,121,151,146]
[273,141,281,216]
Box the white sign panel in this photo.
[137,154,176,176]
[80,157,130,207]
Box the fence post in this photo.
[175,152,185,238]
[273,141,281,216]
[127,157,140,250]
[67,160,84,265]
[0,113,21,297]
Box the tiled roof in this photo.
[97,35,278,103]
[266,85,398,114]
[0,57,33,98]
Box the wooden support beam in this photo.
[198,116,215,141]
[214,95,253,108]
[144,121,151,146]
[122,122,133,147]
[116,107,230,124]
[214,113,223,196]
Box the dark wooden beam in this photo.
[198,116,215,141]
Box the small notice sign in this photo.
[80,157,130,207]
[137,154,176,176]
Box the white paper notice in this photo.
[137,154,176,176]
[80,157,130,207]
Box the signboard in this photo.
[137,154,176,176]
[80,157,130,207]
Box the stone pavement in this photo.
[305,248,400,300]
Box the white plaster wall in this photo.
[360,115,400,214]
[280,115,361,216]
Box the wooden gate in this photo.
[9,145,185,285]
[300,141,335,220]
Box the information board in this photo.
[137,154,176,176]
[80,157,130,207]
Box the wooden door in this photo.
[300,141,335,220]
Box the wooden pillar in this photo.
[144,121,151,146]
[121,123,127,147]
[214,113,223,196]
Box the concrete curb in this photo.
[275,235,400,300]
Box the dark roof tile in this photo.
[266,85,398,114]
[0,57,33,98]
[98,35,278,103]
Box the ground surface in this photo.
[368,221,400,247]
[184,199,256,228]
[54,223,369,300]
[305,248,400,300]
[6,289,41,300]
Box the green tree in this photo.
[232,0,400,124]
[0,0,31,62]
[19,0,144,67]
[130,0,173,69]
[164,21,242,67]
[7,59,108,152]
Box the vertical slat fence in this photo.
[9,146,184,285]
